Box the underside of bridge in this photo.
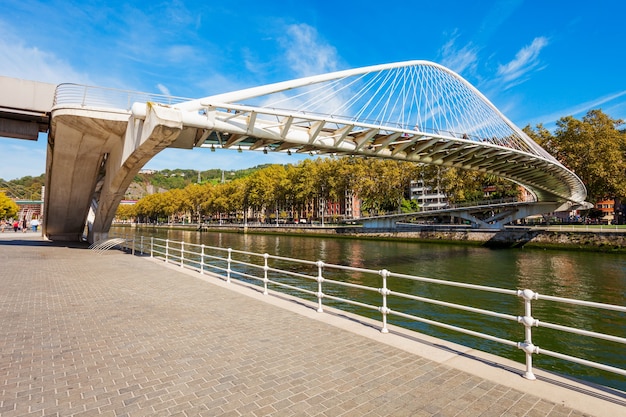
[43,61,588,243]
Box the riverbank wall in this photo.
[131,223,626,252]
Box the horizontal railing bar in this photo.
[266,254,319,267]
[537,294,626,312]
[230,259,265,270]
[228,248,268,258]
[538,321,626,344]
[538,348,626,377]
[203,254,228,262]
[230,270,263,283]
[323,263,385,275]
[323,278,379,293]
[269,280,317,297]
[323,294,380,311]
[266,267,317,282]
[392,291,518,322]
[392,310,518,348]
[389,271,518,296]
[205,265,229,274]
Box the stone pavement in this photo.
[0,232,623,416]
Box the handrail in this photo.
[111,232,626,384]
[54,83,190,110]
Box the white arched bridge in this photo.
[43,60,587,242]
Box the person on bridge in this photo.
[13,220,19,232]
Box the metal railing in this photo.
[113,233,625,383]
[54,83,190,110]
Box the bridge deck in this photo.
[0,232,622,416]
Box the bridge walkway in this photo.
[0,232,622,416]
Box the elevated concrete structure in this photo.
[357,201,584,229]
[0,76,55,140]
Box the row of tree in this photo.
[119,158,518,224]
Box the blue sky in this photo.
[1,0,625,180]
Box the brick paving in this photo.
[0,234,618,416]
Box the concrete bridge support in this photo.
[88,104,184,243]
[45,104,187,243]
[451,202,563,229]
[44,108,129,241]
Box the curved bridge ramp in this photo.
[88,237,127,254]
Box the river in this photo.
[113,226,626,391]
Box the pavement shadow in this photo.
[0,236,90,249]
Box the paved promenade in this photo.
[0,232,623,416]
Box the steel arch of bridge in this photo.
[157,60,585,205]
[48,60,589,242]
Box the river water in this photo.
[114,226,625,391]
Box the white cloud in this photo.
[157,84,171,96]
[497,37,548,85]
[439,34,479,75]
[280,24,340,77]
[0,30,89,84]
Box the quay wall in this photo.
[181,224,626,251]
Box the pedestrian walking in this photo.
[22,218,27,233]
[13,220,19,232]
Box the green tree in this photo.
[525,109,626,201]
[0,192,19,219]
[356,159,419,214]
[115,204,136,221]
[184,183,211,225]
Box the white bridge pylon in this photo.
[140,60,586,205]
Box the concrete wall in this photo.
[191,225,626,251]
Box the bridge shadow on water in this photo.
[482,229,543,249]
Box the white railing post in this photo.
[200,244,205,274]
[263,253,270,295]
[150,237,154,258]
[226,248,232,283]
[180,241,185,268]
[517,289,539,380]
[140,236,144,255]
[379,269,390,333]
[165,239,169,263]
[316,261,324,313]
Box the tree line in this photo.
[118,158,518,224]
